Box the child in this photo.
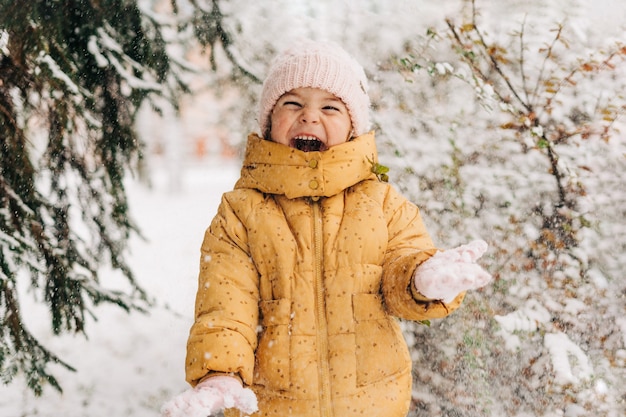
[161,39,492,417]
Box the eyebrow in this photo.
[324,97,344,104]
[280,93,300,101]
[281,91,343,103]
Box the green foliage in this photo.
[367,156,390,182]
[0,0,176,395]
[0,0,258,396]
[186,0,260,82]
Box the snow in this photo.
[2,0,626,415]
[87,36,109,68]
[0,30,8,55]
[1,161,240,417]
[36,52,80,95]
[95,25,164,92]
[1,158,617,416]
[544,332,593,386]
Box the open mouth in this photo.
[292,135,325,152]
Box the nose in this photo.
[300,107,319,124]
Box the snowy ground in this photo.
[1,160,241,417]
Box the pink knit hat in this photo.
[258,39,370,137]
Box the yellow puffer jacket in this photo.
[185,132,464,417]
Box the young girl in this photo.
[161,39,492,417]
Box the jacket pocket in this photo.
[254,298,291,391]
[353,293,411,387]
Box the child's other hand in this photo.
[413,240,492,303]
[160,376,258,417]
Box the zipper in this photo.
[311,198,332,417]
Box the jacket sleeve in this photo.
[379,185,464,321]
[185,193,260,387]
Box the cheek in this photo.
[269,112,291,144]
[327,120,352,146]
[271,112,287,129]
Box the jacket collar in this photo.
[234,132,379,199]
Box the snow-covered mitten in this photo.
[160,376,258,417]
[413,240,492,303]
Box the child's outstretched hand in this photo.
[413,240,492,303]
[160,376,258,417]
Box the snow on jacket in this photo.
[185,132,465,417]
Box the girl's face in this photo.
[269,87,352,152]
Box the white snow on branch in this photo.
[105,53,163,92]
[434,62,454,75]
[87,36,109,68]
[96,24,125,54]
[95,26,163,93]
[0,30,8,56]
[495,299,551,333]
[494,299,551,351]
[0,228,22,250]
[36,52,80,94]
[544,332,593,386]
[83,110,103,128]
[531,125,544,138]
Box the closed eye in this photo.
[322,98,347,113]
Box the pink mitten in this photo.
[160,376,258,417]
[413,240,492,303]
